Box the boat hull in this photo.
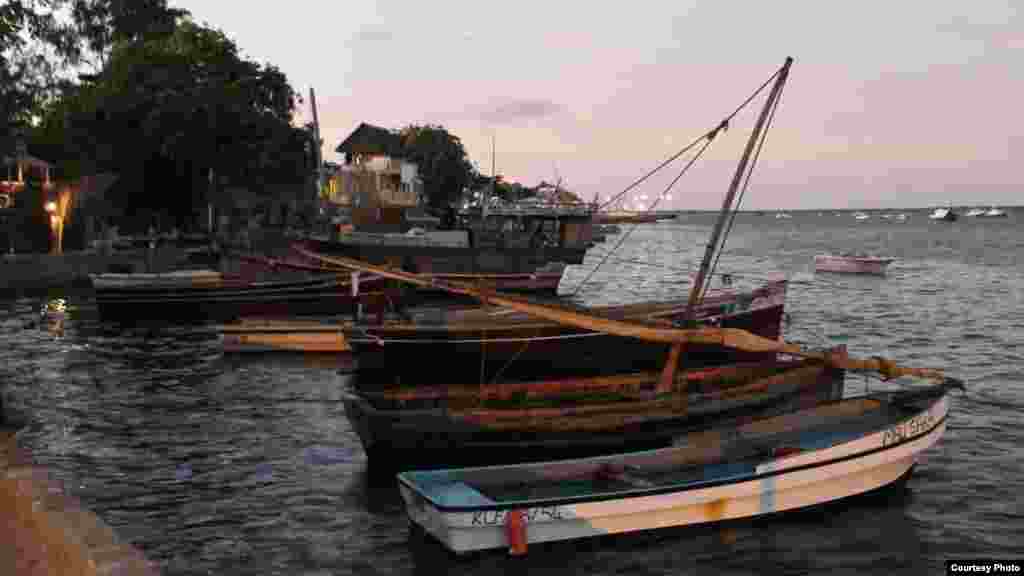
[348,281,788,385]
[400,391,949,554]
[813,255,893,276]
[303,237,583,294]
[345,356,844,469]
[92,275,387,322]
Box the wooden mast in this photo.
[658,56,794,392]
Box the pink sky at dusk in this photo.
[170,0,1022,210]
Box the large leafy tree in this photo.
[32,8,313,228]
[398,124,475,210]
[1,0,78,138]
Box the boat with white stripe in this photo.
[398,381,959,555]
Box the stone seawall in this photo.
[0,230,309,294]
[0,430,158,575]
[0,249,198,293]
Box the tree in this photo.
[2,0,78,137]
[398,124,475,210]
[32,14,312,229]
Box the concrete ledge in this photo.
[0,431,158,575]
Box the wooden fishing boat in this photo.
[90,273,387,322]
[89,269,223,289]
[398,380,958,555]
[219,318,351,353]
[244,245,567,294]
[345,279,788,385]
[813,254,894,276]
[344,351,846,467]
[302,202,592,296]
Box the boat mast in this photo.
[657,57,792,393]
[310,87,324,205]
[683,57,793,324]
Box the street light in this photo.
[45,200,61,254]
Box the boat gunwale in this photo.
[397,388,948,512]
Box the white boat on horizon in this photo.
[978,206,1007,218]
[966,208,986,217]
[853,212,870,221]
[928,207,958,222]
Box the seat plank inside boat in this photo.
[423,397,903,506]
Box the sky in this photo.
[169,0,1022,210]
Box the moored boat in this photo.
[853,212,869,221]
[90,273,386,322]
[348,351,846,468]
[345,279,788,385]
[814,254,894,276]
[928,206,958,221]
[966,208,986,217]
[303,203,593,296]
[978,206,1007,218]
[398,380,959,555]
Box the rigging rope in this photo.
[571,137,716,297]
[701,77,789,303]
[598,65,785,212]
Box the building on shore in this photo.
[327,123,425,233]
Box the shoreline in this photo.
[0,428,158,575]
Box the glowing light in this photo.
[45,201,57,213]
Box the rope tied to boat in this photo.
[873,356,899,380]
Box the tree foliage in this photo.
[398,124,475,210]
[1,0,79,135]
[30,7,313,227]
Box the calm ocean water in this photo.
[1,209,1021,575]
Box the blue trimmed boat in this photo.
[398,381,958,555]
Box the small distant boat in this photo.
[978,207,1007,218]
[853,212,869,221]
[928,207,958,222]
[965,208,986,217]
[399,381,957,555]
[814,254,895,276]
[894,213,908,222]
[775,212,792,219]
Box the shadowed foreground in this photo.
[0,430,158,575]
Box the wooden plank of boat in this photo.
[218,318,350,353]
[364,358,786,399]
[351,357,833,435]
[89,270,223,289]
[221,331,349,353]
[343,352,845,464]
[397,381,957,555]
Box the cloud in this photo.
[480,99,565,124]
